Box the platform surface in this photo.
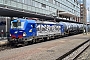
[0,39,8,46]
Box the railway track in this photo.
[0,44,13,51]
[56,39,90,60]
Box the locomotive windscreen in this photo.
[12,22,21,27]
[11,21,24,29]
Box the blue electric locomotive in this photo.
[9,18,64,45]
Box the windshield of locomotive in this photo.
[11,21,24,29]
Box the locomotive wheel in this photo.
[24,41,28,46]
[47,37,50,40]
[32,39,36,43]
[36,39,40,43]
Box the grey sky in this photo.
[86,0,90,9]
[86,0,90,22]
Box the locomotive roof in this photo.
[12,18,62,25]
[36,20,57,24]
[12,18,36,23]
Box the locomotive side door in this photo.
[30,24,37,36]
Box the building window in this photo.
[22,0,24,3]
[27,0,31,5]
[29,0,32,6]
[49,0,53,3]
[53,0,55,4]
[18,0,22,2]
[25,0,28,4]
[39,3,41,8]
[35,2,37,7]
[32,1,35,6]
[46,6,49,10]
[56,1,58,6]
[42,4,46,8]
[49,6,52,11]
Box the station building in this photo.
[0,0,81,21]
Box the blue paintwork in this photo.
[60,25,64,34]
[10,19,37,38]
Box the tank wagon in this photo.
[8,18,85,45]
[59,22,83,35]
[87,24,90,32]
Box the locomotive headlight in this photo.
[10,34,11,36]
[23,32,26,36]
[14,31,18,34]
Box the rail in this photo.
[56,39,90,60]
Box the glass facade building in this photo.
[0,0,80,21]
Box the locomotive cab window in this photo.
[11,21,24,29]
[12,22,18,27]
[12,22,21,27]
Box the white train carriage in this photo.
[36,21,63,40]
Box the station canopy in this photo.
[59,12,76,17]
